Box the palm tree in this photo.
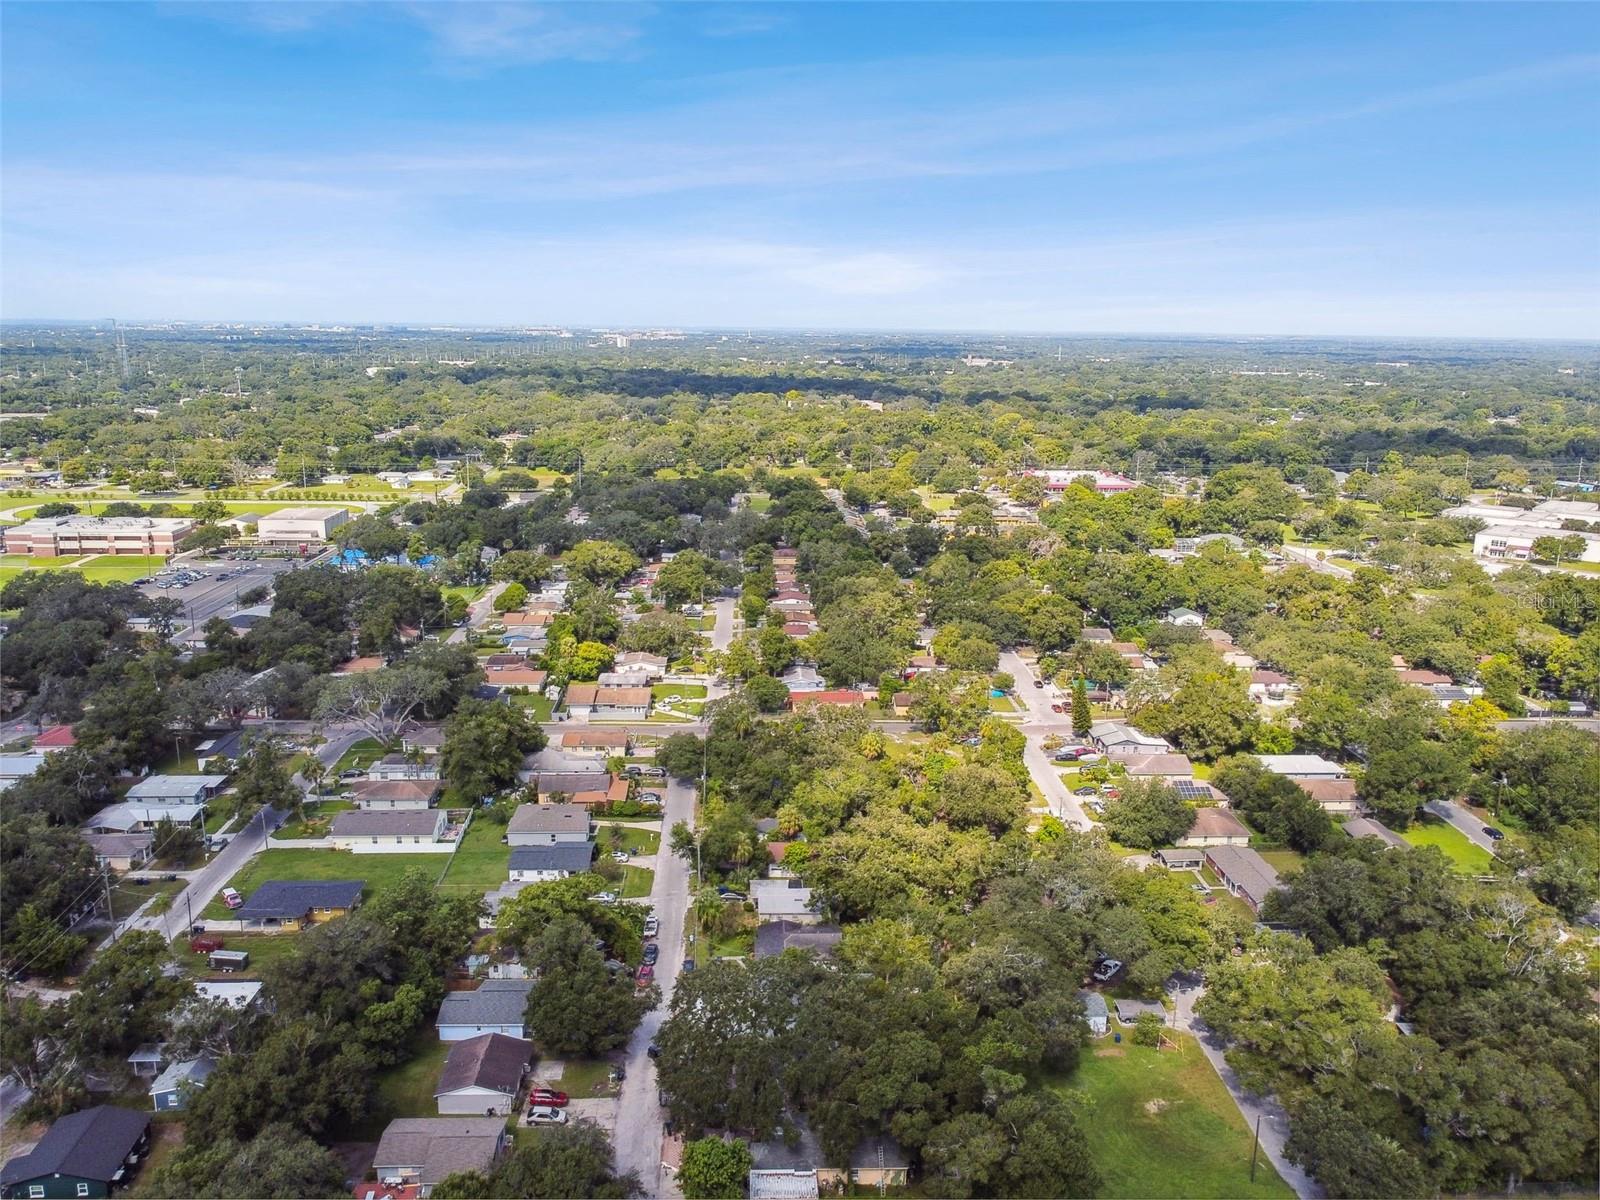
[693,886,723,934]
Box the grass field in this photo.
[512,692,555,722]
[169,932,306,977]
[620,866,655,898]
[1256,848,1306,875]
[355,1030,452,1138]
[331,738,390,775]
[1400,816,1494,873]
[108,876,185,922]
[0,553,167,587]
[200,848,451,919]
[551,1057,615,1097]
[597,823,660,855]
[275,799,354,839]
[436,817,512,894]
[1054,1030,1293,1199]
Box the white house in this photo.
[373,1117,508,1197]
[434,1034,532,1117]
[506,803,592,846]
[435,980,535,1041]
[1164,607,1204,627]
[1256,754,1347,780]
[329,808,447,850]
[507,842,595,882]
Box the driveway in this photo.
[612,774,695,1197]
[1170,980,1321,1199]
[1424,799,1499,853]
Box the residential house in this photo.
[193,729,270,773]
[81,832,154,872]
[1256,754,1347,780]
[1079,991,1110,1036]
[612,652,668,681]
[748,1121,825,1200]
[1164,607,1204,627]
[560,776,629,811]
[335,656,386,675]
[0,1106,151,1200]
[191,981,263,1009]
[1203,846,1282,913]
[753,921,842,960]
[780,664,826,692]
[766,842,797,879]
[1111,751,1194,779]
[401,725,447,757]
[1248,669,1295,704]
[891,691,915,718]
[1178,807,1252,847]
[366,755,441,782]
[150,1057,214,1112]
[752,879,819,923]
[842,1138,909,1190]
[1295,777,1360,814]
[372,1117,509,1198]
[1151,847,1205,870]
[231,880,364,931]
[1113,996,1167,1024]
[790,690,866,709]
[1223,649,1258,671]
[329,809,447,851]
[558,729,630,757]
[435,980,535,1041]
[1342,817,1410,851]
[353,779,442,810]
[532,770,611,801]
[434,1034,532,1116]
[31,726,76,753]
[481,664,547,695]
[1088,720,1172,756]
[498,633,546,655]
[126,775,229,804]
[0,753,47,792]
[83,803,206,833]
[1080,627,1114,643]
[1109,642,1153,671]
[589,687,653,719]
[506,804,592,847]
[1396,668,1453,688]
[499,611,554,629]
[507,842,595,882]
[782,621,815,637]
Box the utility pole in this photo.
[1249,1115,1261,1182]
[102,864,117,942]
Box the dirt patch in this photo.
[1094,1047,1126,1058]
[1144,1098,1169,1115]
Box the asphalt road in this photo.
[709,596,738,651]
[612,773,695,1197]
[1424,799,1500,853]
[446,581,509,645]
[998,650,1093,831]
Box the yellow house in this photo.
[232,880,363,931]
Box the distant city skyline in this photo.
[3,2,1597,338]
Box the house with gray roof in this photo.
[506,803,592,846]
[508,842,595,882]
[434,1033,531,1116]
[0,1105,150,1199]
[126,774,229,803]
[435,979,534,1041]
[753,921,843,960]
[233,880,364,929]
[373,1117,508,1197]
[1079,990,1109,1036]
[150,1056,215,1112]
[329,808,447,849]
[1204,845,1282,913]
[1342,816,1410,851]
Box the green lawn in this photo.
[549,1057,614,1098]
[1400,816,1494,873]
[1053,1030,1293,1199]
[620,866,655,899]
[597,823,660,855]
[200,848,450,919]
[108,876,185,922]
[988,694,1020,712]
[353,1030,452,1138]
[442,584,486,604]
[331,738,390,775]
[168,932,305,977]
[436,817,512,894]
[652,683,708,702]
[274,799,354,839]
[0,553,168,587]
[1256,848,1306,875]
[512,692,555,722]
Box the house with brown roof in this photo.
[1111,751,1195,779]
[791,690,867,709]
[1295,777,1361,814]
[891,691,915,718]
[558,729,630,756]
[501,611,554,628]
[1395,667,1453,687]
[481,664,548,694]
[433,1034,532,1116]
[1248,669,1295,704]
[1204,846,1282,913]
[353,779,442,810]
[1179,807,1252,847]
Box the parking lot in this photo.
[137,555,302,632]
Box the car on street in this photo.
[526,1106,567,1126]
[1050,703,1064,713]
[643,915,659,937]
[1091,958,1123,983]
[642,942,659,963]
[528,1088,568,1107]
[647,1043,661,1059]
[637,963,654,983]
[1032,678,1044,688]
[1482,826,1505,841]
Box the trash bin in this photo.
[1113,1032,1122,1044]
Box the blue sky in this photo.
[3,2,1597,336]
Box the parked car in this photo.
[681,959,695,973]
[220,887,243,910]
[639,791,664,804]
[1482,826,1505,841]
[610,850,630,862]
[526,1106,568,1126]
[1073,786,1099,797]
[716,887,746,901]
[1091,958,1123,983]
[528,1088,568,1107]
[1032,679,1044,688]
[591,891,618,904]
[1050,703,1064,713]
[1054,746,1102,761]
[643,915,659,937]
[338,768,364,780]
[647,1042,661,1059]
[637,963,655,983]
[642,943,659,965]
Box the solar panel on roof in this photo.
[1172,780,1209,798]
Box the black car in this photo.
[1482,826,1506,841]
[647,1043,661,1059]
[642,943,659,965]
[682,959,696,973]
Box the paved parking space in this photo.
[138,556,299,631]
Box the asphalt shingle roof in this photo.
[0,1105,150,1187]
[508,843,595,874]
[435,1034,531,1097]
[235,880,364,920]
[435,980,534,1030]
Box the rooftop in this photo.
[0,1105,150,1188]
[436,980,534,1029]
[435,1034,531,1097]
[508,843,596,874]
[507,803,591,835]
[235,880,364,920]
[373,1117,506,1186]
[331,810,442,837]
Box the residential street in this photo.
[1424,799,1499,853]
[613,773,695,1197]
[1171,982,1321,1199]
[446,581,509,644]
[709,595,738,651]
[999,650,1092,830]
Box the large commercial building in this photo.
[3,515,195,557]
[1445,498,1600,565]
[255,506,350,544]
